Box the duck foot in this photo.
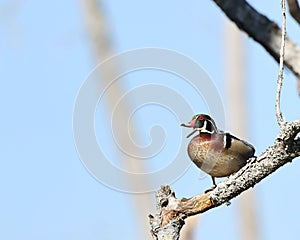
[204,184,216,193]
[204,176,217,193]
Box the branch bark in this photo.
[212,0,300,88]
[149,120,300,239]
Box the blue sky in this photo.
[1,1,300,239]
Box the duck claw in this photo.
[204,184,217,193]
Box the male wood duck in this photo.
[181,114,255,189]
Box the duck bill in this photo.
[180,119,195,128]
[181,120,197,138]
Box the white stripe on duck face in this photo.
[199,120,217,134]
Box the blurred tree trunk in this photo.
[179,217,199,240]
[82,1,153,239]
[224,20,260,240]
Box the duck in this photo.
[181,114,255,189]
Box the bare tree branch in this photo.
[212,0,300,87]
[149,120,300,239]
[276,0,287,128]
[287,0,300,24]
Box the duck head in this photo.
[181,114,218,138]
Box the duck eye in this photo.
[198,116,204,121]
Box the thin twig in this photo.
[276,0,287,128]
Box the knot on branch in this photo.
[276,119,300,143]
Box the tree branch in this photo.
[287,0,300,25]
[149,120,300,239]
[212,0,300,93]
[276,0,287,128]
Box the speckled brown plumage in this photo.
[187,133,254,178]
